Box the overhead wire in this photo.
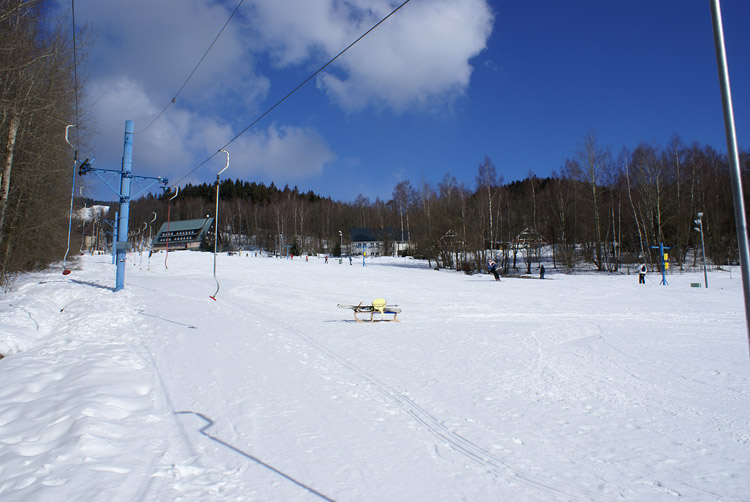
[169,0,413,188]
[135,0,246,135]
[71,0,80,148]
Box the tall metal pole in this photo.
[701,226,708,289]
[710,0,750,356]
[115,120,133,292]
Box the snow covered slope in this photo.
[1,252,748,501]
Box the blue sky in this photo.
[64,0,749,203]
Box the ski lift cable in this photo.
[70,0,80,148]
[136,0,246,135]
[79,186,87,254]
[147,212,157,270]
[210,149,229,301]
[147,212,157,245]
[169,0,412,189]
[165,187,179,270]
[62,125,77,275]
[139,222,148,266]
[149,211,157,243]
[63,0,83,273]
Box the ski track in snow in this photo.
[1,252,749,501]
[230,295,611,501]
[522,316,748,501]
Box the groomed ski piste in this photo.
[1,251,748,501]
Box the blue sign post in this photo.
[650,242,671,286]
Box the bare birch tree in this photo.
[476,155,499,262]
[572,131,610,270]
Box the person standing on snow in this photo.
[488,259,500,281]
[638,264,647,284]
[539,264,545,280]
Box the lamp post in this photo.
[694,212,708,288]
[338,230,343,257]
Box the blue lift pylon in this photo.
[78,120,168,291]
[650,242,671,286]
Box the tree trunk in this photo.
[625,162,646,261]
[0,109,20,238]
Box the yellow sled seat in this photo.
[372,298,387,314]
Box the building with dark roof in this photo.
[152,217,214,250]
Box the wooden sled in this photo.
[337,299,401,323]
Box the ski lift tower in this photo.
[78,120,168,291]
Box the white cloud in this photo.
[251,0,494,112]
[87,77,334,189]
[76,0,268,118]
[227,124,337,181]
[87,76,194,182]
[77,0,336,192]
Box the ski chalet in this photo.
[151,217,214,251]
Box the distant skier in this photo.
[638,264,647,284]
[488,259,500,281]
[539,264,545,280]
[349,256,353,265]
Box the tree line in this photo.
[126,133,749,275]
[2,0,748,286]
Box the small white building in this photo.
[349,227,410,257]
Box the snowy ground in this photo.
[1,251,749,501]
